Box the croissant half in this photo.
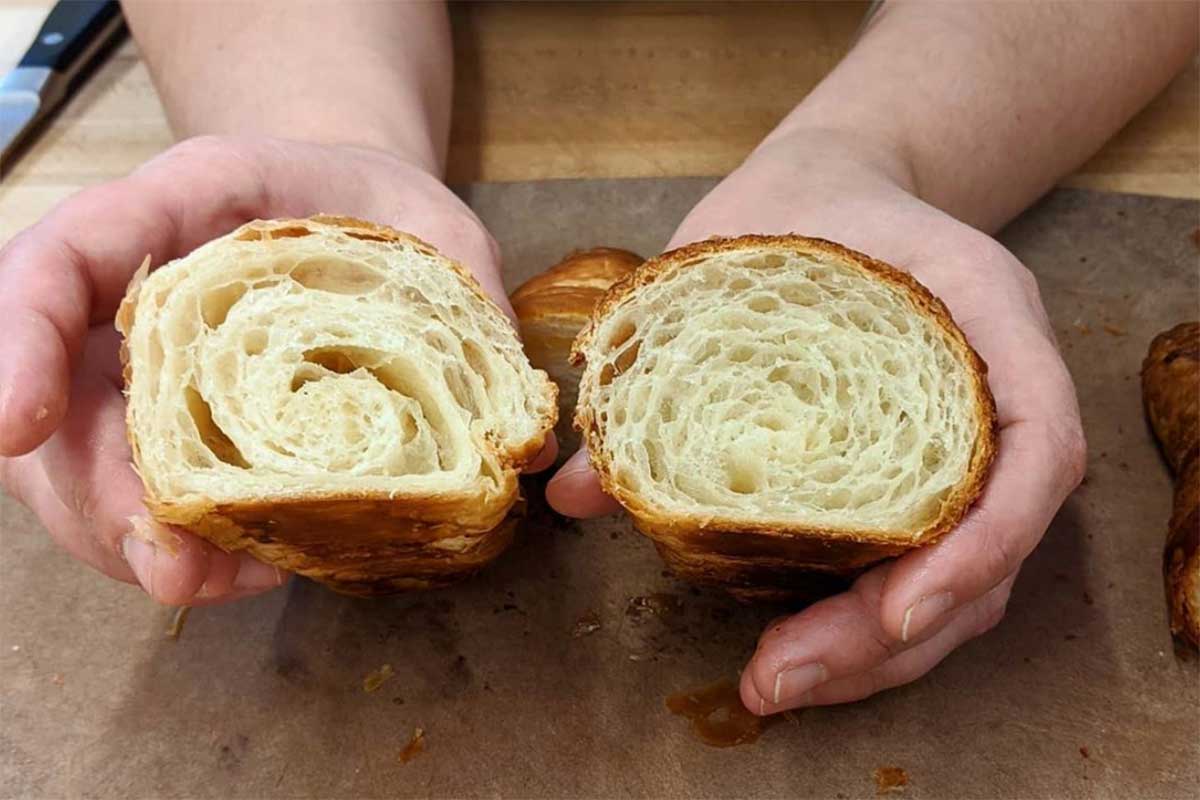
[116,216,557,595]
[572,235,997,599]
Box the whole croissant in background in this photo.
[1142,321,1200,649]
[116,216,557,595]
[510,247,643,458]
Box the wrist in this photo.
[162,105,445,180]
[750,119,920,201]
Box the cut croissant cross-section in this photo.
[572,235,996,600]
[117,215,556,595]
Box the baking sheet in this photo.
[1,182,1197,799]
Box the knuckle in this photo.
[850,582,904,659]
[975,596,1010,637]
[860,668,887,700]
[444,214,502,271]
[1006,259,1041,298]
[1045,418,1088,491]
[977,508,1024,583]
[455,214,496,254]
[0,459,25,505]
[65,481,102,522]
[964,233,1044,302]
[144,135,253,177]
[169,134,236,159]
[48,466,102,523]
[0,226,33,266]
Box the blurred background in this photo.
[1,0,1197,243]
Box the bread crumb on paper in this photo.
[363,664,395,693]
[166,606,190,640]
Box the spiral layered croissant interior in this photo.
[577,244,983,537]
[123,220,553,504]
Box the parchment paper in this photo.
[1,182,1196,799]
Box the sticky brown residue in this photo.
[166,606,190,640]
[1079,746,1090,759]
[398,728,425,764]
[1102,324,1127,337]
[1191,227,1200,250]
[363,664,395,693]
[874,766,909,795]
[571,610,602,638]
[665,679,780,748]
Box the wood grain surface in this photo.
[0,0,1197,244]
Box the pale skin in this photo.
[0,2,1194,709]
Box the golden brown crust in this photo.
[154,496,520,596]
[511,248,643,457]
[572,235,998,592]
[118,215,556,595]
[511,247,644,323]
[1142,321,1200,648]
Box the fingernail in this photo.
[772,662,828,705]
[548,462,587,487]
[901,591,956,642]
[232,559,286,592]
[122,535,157,597]
[790,690,816,709]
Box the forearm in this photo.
[123,1,452,175]
[766,1,1198,232]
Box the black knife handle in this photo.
[18,1,122,72]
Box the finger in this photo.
[524,432,560,474]
[184,565,291,608]
[34,341,149,580]
[190,547,286,601]
[545,448,623,518]
[0,305,71,456]
[135,544,288,606]
[28,327,286,604]
[743,569,1017,713]
[741,564,897,712]
[33,350,212,603]
[750,573,1016,711]
[0,137,270,455]
[1,451,137,585]
[801,574,1014,707]
[878,336,1085,645]
[121,530,287,606]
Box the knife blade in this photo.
[0,0,125,177]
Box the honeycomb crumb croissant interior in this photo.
[570,235,996,598]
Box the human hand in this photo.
[546,128,1086,710]
[0,135,553,606]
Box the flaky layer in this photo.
[511,247,643,456]
[116,217,556,592]
[574,236,995,577]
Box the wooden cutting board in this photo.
[0,181,1196,799]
